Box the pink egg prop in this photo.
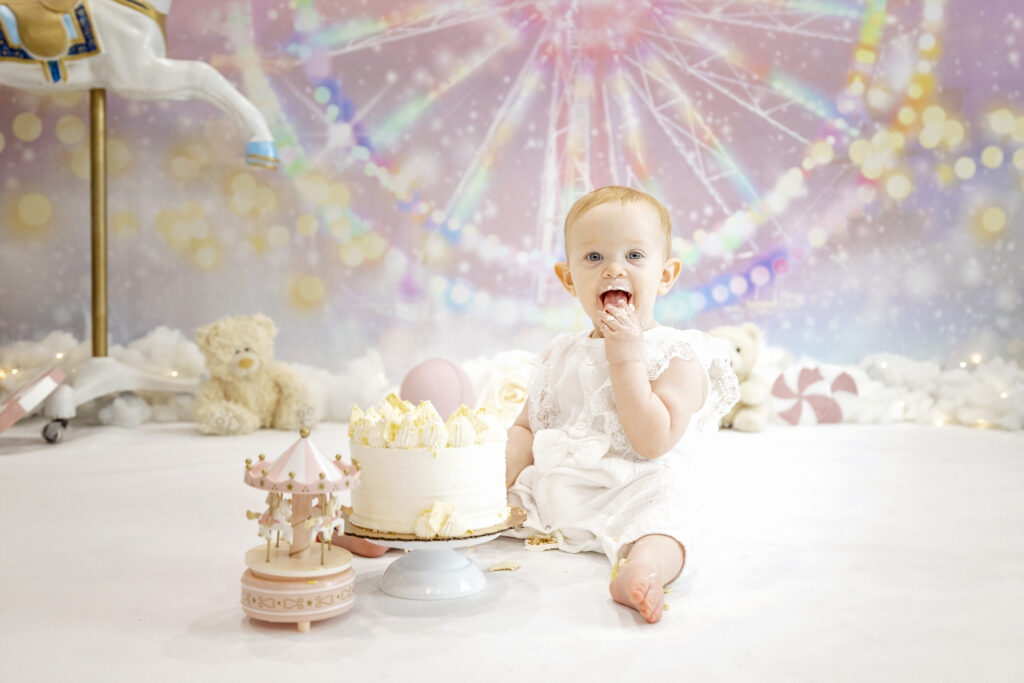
[399,358,475,420]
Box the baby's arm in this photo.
[505,401,534,487]
[601,302,707,459]
[610,355,707,459]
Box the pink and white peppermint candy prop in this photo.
[771,366,859,426]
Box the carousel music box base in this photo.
[240,545,355,633]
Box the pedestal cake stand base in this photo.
[345,508,523,601]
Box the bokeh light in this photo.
[0,0,1021,373]
[55,115,84,145]
[17,193,52,228]
[12,112,42,142]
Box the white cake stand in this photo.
[368,533,503,600]
[346,508,524,601]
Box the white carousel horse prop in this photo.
[304,495,344,545]
[251,494,293,546]
[245,491,283,523]
[5,0,278,443]
[0,0,278,167]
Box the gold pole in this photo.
[89,88,108,357]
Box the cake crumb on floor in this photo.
[487,561,521,572]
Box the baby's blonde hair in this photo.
[564,186,672,255]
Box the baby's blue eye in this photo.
[627,250,644,260]
[585,252,602,262]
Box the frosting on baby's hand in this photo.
[600,302,644,365]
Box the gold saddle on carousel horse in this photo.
[0,0,161,82]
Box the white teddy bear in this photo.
[193,314,317,435]
[709,323,771,432]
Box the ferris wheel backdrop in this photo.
[1,0,1021,377]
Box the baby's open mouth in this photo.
[600,290,632,308]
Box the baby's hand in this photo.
[599,301,643,366]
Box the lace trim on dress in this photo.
[704,353,741,427]
[587,380,630,456]
[642,335,741,435]
[645,341,697,381]
[527,336,562,431]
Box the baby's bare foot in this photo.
[609,560,665,623]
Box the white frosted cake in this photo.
[347,394,510,539]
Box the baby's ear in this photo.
[553,262,575,295]
[658,257,682,294]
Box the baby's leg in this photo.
[331,533,389,558]
[609,534,684,624]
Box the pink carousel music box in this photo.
[241,428,360,632]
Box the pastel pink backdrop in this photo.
[1,0,1021,380]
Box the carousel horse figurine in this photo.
[0,0,278,168]
[254,494,293,546]
[305,495,344,545]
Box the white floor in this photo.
[1,420,1021,682]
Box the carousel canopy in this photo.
[244,429,358,494]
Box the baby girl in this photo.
[505,186,738,623]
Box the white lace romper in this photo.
[506,326,739,566]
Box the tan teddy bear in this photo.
[709,323,771,432]
[193,314,317,435]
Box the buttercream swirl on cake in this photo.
[349,393,506,449]
[420,418,448,450]
[446,415,476,447]
[393,416,420,449]
[367,420,390,448]
[413,501,465,539]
